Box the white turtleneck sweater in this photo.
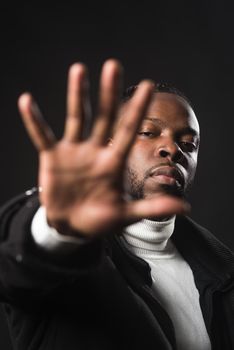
[122,217,211,350]
[32,208,211,350]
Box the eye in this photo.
[138,131,155,138]
[179,141,197,152]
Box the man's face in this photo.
[119,92,200,200]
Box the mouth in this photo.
[149,165,185,189]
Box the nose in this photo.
[155,136,183,163]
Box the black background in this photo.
[0,1,234,348]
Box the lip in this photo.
[149,165,184,188]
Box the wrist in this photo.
[47,218,88,239]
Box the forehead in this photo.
[144,92,199,133]
[119,92,200,135]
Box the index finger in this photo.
[112,81,154,159]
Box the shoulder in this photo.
[0,188,40,238]
[173,215,234,278]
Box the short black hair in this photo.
[122,82,193,109]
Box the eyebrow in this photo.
[144,117,199,137]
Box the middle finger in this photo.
[91,59,123,145]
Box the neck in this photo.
[122,216,176,256]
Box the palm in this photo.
[39,141,126,235]
[18,60,187,237]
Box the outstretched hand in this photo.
[18,60,188,238]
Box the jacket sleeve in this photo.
[0,188,104,305]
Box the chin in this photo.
[144,184,185,199]
[163,185,185,198]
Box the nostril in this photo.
[159,149,169,158]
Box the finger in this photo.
[112,81,154,159]
[125,196,190,223]
[91,59,123,145]
[18,93,56,151]
[64,63,91,142]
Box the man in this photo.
[0,59,233,349]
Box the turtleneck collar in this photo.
[122,216,176,259]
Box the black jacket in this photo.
[0,190,234,350]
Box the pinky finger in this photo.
[18,93,56,151]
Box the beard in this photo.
[125,168,145,200]
[125,167,186,200]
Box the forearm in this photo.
[0,189,103,304]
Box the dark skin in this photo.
[18,60,189,238]
[120,92,200,200]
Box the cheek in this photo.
[127,143,151,173]
[186,154,198,178]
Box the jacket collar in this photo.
[107,234,153,286]
[109,215,234,291]
[172,215,234,289]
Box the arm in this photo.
[0,189,103,306]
